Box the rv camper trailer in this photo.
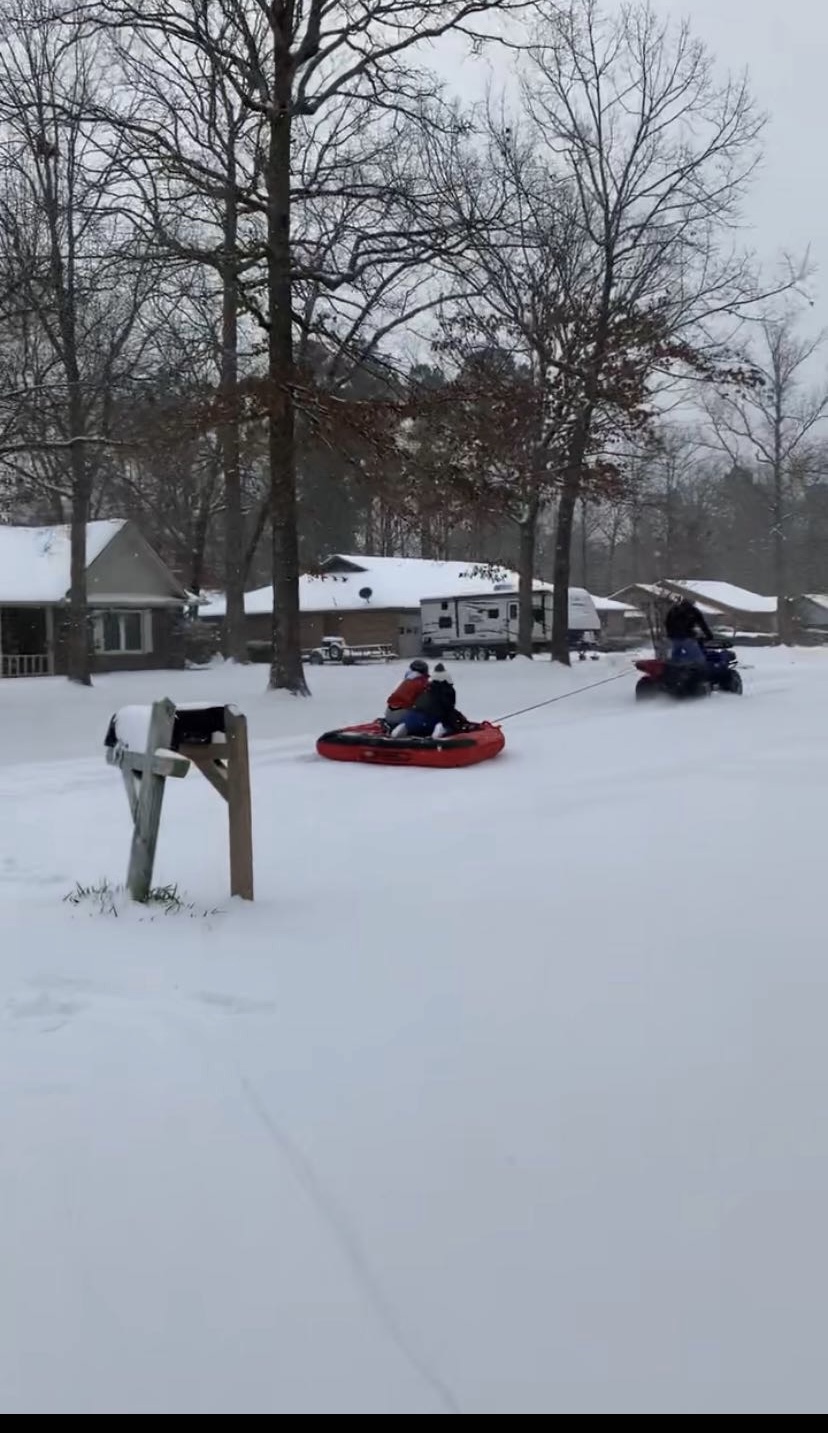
[420,586,600,659]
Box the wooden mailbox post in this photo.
[105,700,254,903]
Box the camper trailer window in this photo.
[509,604,518,620]
[488,608,498,619]
[438,616,452,629]
[440,601,449,610]
[463,623,476,635]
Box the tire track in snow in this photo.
[234,1069,462,1416]
[153,1004,462,1415]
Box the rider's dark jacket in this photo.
[664,599,714,642]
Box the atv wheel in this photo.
[635,676,660,700]
[721,669,743,694]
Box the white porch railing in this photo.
[1,653,52,678]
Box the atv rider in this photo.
[664,595,714,665]
[383,659,429,728]
[395,664,468,737]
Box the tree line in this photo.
[0,0,822,687]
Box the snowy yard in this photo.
[2,649,828,1414]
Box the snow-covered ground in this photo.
[2,649,828,1414]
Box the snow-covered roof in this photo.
[611,583,722,618]
[612,579,775,617]
[0,520,125,603]
[670,580,777,615]
[800,593,828,612]
[202,555,549,618]
[592,595,639,613]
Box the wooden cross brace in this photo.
[178,707,254,902]
[106,699,254,904]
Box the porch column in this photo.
[45,606,55,675]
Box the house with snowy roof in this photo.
[790,594,828,640]
[201,553,542,658]
[611,579,778,637]
[590,593,647,642]
[0,519,190,678]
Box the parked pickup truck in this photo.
[303,636,396,666]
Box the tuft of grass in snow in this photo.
[64,879,222,921]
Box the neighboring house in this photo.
[0,519,190,678]
[591,595,646,642]
[790,594,828,639]
[612,579,777,636]
[202,553,540,657]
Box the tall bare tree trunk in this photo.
[267,45,308,696]
[517,495,540,656]
[379,500,395,555]
[364,498,376,554]
[67,436,91,686]
[45,136,91,685]
[579,498,589,588]
[550,285,608,664]
[221,165,247,663]
[243,498,269,584]
[64,340,91,683]
[606,513,620,593]
[420,516,435,558]
[190,487,215,596]
[771,391,793,646]
[664,483,675,574]
[773,486,788,643]
[551,478,580,666]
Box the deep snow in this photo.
[2,649,828,1414]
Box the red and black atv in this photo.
[634,641,743,701]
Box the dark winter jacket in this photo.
[664,598,714,642]
[413,680,467,731]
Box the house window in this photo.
[463,622,476,635]
[438,616,452,629]
[94,610,151,654]
[509,603,518,620]
[533,607,545,624]
[440,601,449,611]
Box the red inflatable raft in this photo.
[316,720,505,769]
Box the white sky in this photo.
[433,0,828,323]
[658,0,828,309]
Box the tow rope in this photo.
[495,668,631,724]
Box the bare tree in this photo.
[705,309,828,639]
[518,0,768,661]
[0,0,156,683]
[435,119,598,654]
[74,14,269,659]
[72,0,526,694]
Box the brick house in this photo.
[202,553,522,658]
[0,519,190,678]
